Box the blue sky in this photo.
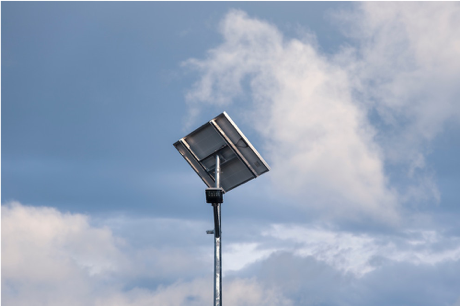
[2,2,460,305]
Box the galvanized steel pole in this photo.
[213,154,222,306]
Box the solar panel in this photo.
[173,112,270,192]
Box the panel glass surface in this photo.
[219,158,254,191]
[173,141,214,188]
[185,124,226,160]
[214,114,270,176]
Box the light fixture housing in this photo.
[206,188,224,203]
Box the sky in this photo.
[2,2,460,305]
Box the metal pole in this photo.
[215,154,220,188]
[213,154,222,306]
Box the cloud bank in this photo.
[1,202,291,306]
[184,3,460,225]
[3,202,460,305]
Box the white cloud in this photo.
[184,9,399,224]
[339,2,460,163]
[224,242,277,272]
[334,2,460,203]
[263,224,460,277]
[2,201,125,282]
[1,202,291,306]
[184,4,460,224]
[2,202,127,306]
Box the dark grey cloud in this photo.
[233,251,460,306]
